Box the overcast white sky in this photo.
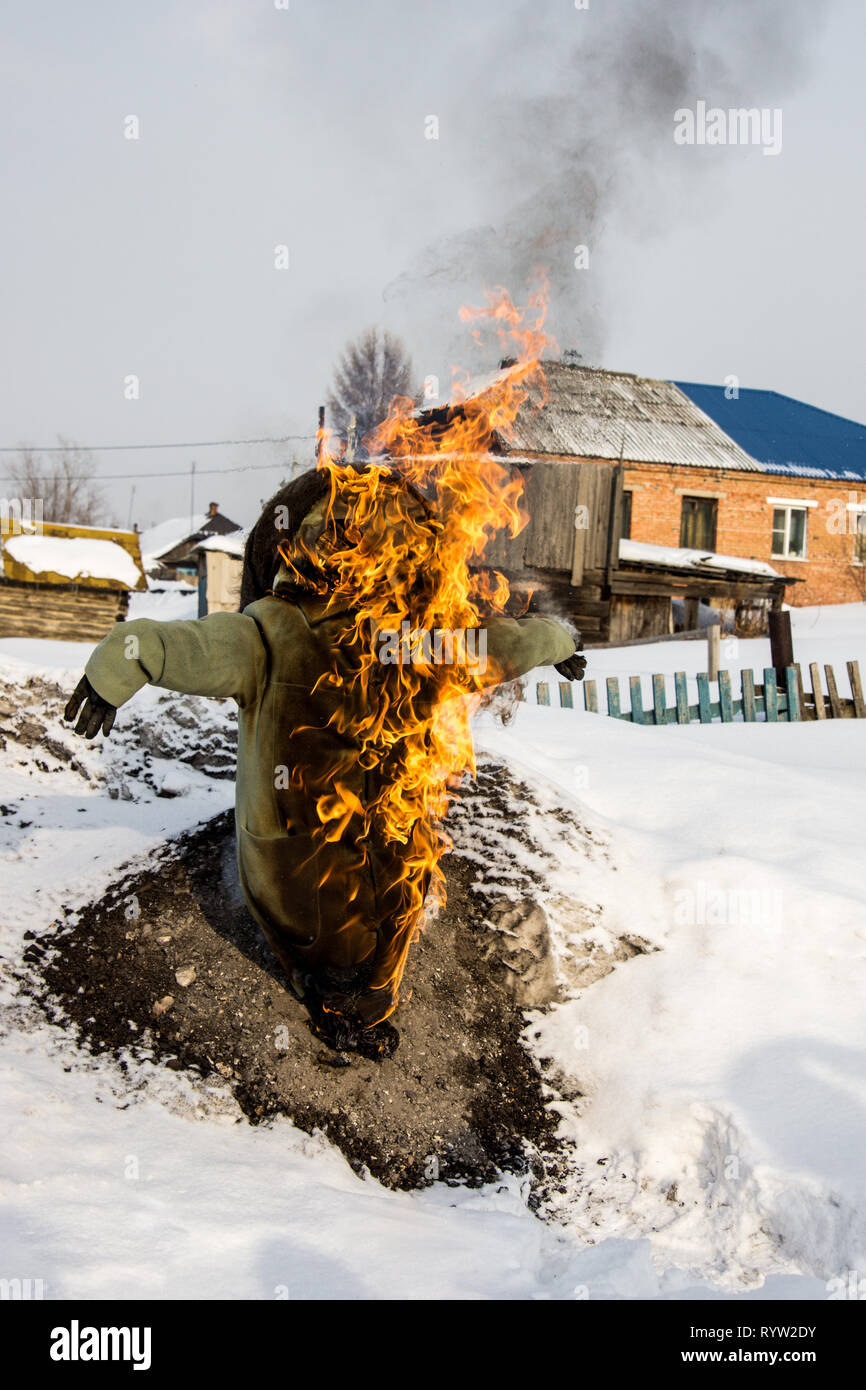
[1,0,864,530]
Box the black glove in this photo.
[64,675,117,740]
[554,645,587,682]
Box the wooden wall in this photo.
[0,579,129,641]
[609,594,673,644]
[570,461,621,583]
[199,550,242,614]
[485,459,619,578]
[483,458,621,641]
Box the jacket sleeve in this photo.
[84,612,268,709]
[482,614,575,685]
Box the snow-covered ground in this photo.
[1,602,864,1299]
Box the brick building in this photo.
[674,383,866,606]
[471,362,865,611]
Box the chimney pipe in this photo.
[208,502,219,517]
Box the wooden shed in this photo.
[193,532,245,616]
[140,502,243,582]
[0,519,146,641]
[482,457,796,642]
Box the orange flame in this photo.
[280,284,554,1025]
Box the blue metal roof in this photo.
[674,382,866,482]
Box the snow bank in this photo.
[128,584,199,622]
[474,676,866,1289]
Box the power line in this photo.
[0,448,319,484]
[0,434,315,453]
[0,458,307,482]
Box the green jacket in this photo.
[86,585,574,998]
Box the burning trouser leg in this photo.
[245,833,427,1059]
[301,844,432,1058]
[302,964,401,1060]
[250,904,399,1059]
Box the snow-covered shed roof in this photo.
[194,531,247,559]
[140,509,244,571]
[139,513,212,568]
[619,538,783,579]
[1,533,145,589]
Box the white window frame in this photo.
[770,503,809,560]
[849,503,866,566]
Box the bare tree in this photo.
[326,328,413,454]
[6,440,106,525]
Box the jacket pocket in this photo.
[237,825,320,948]
[237,825,380,972]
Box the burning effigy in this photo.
[65,289,585,1057]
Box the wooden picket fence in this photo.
[523,659,866,725]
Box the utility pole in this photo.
[346,414,358,463]
[315,406,325,461]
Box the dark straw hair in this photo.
[239,464,437,610]
[239,468,332,610]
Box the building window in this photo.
[680,495,718,550]
[621,490,633,540]
[771,506,808,559]
[855,512,866,566]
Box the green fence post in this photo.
[629,676,648,725]
[741,669,756,722]
[763,668,779,722]
[718,669,733,722]
[652,674,667,725]
[674,672,690,724]
[696,673,712,723]
[785,666,801,722]
[606,676,622,719]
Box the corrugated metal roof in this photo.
[459,363,767,471]
[675,382,866,481]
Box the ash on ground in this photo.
[26,759,606,1191]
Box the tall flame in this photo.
[280,284,553,1025]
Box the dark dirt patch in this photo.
[31,764,570,1191]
